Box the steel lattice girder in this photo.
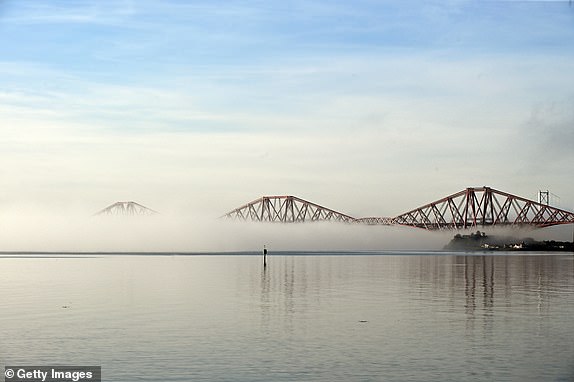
[353,217,394,225]
[222,187,574,230]
[222,196,357,223]
[393,187,574,230]
[96,201,159,216]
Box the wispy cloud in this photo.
[1,0,136,25]
[0,0,573,230]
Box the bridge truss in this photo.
[222,196,356,223]
[223,187,574,230]
[353,217,395,225]
[393,187,574,230]
[96,201,158,216]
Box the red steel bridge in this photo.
[222,186,574,230]
[222,195,356,223]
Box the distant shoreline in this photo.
[0,249,573,257]
[445,231,574,252]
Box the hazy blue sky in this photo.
[1,0,574,219]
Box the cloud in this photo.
[1,0,573,246]
[523,98,574,156]
[0,0,136,25]
[1,49,573,211]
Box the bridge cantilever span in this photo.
[96,201,159,216]
[222,186,574,230]
[222,195,356,223]
[393,186,574,230]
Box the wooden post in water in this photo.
[263,245,268,267]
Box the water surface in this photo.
[0,252,573,381]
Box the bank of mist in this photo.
[0,207,454,252]
[0,207,571,253]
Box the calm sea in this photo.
[0,252,573,382]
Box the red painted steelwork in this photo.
[353,217,395,225]
[223,186,574,230]
[222,196,356,223]
[393,186,574,230]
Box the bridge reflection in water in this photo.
[249,253,574,380]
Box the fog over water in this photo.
[0,207,571,252]
[0,213,442,252]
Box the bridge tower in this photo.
[538,190,549,205]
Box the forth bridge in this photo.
[222,186,574,231]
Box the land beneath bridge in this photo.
[445,231,574,252]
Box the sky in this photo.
[0,1,573,250]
